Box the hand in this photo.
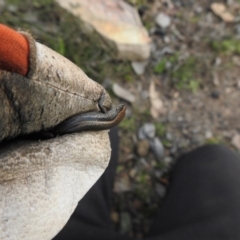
[0,24,112,240]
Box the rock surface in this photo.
[55,0,151,60]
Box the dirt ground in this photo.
[112,1,240,238]
[1,0,240,238]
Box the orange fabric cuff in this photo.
[0,24,30,76]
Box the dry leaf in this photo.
[211,3,234,23]
[149,80,165,119]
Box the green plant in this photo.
[55,37,65,56]
[136,171,150,185]
[211,39,240,55]
[172,56,200,92]
[119,117,136,132]
[126,0,147,6]
[154,58,167,74]
[155,122,166,137]
[112,62,134,82]
[190,16,200,23]
[205,137,222,145]
[154,54,179,74]
[188,79,200,93]
[154,54,200,92]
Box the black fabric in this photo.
[54,135,240,240]
[53,128,132,240]
[146,145,240,240]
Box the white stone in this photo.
[112,83,135,103]
[155,12,171,28]
[131,60,148,75]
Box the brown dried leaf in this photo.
[211,3,234,23]
[149,80,165,119]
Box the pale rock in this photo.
[112,83,135,103]
[138,123,156,140]
[155,183,166,198]
[120,212,132,234]
[214,57,222,66]
[205,131,213,139]
[149,137,165,161]
[55,0,151,60]
[131,60,148,75]
[232,134,240,150]
[194,5,203,14]
[163,156,173,165]
[155,12,171,28]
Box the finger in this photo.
[0,24,29,75]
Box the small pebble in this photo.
[150,42,157,54]
[129,168,138,179]
[138,123,156,140]
[141,90,149,99]
[112,83,135,103]
[137,140,150,157]
[235,24,240,36]
[155,183,166,198]
[214,57,222,66]
[205,131,213,139]
[131,61,148,75]
[154,170,164,179]
[160,47,175,55]
[192,126,201,134]
[149,137,165,161]
[170,145,178,154]
[138,5,148,17]
[120,212,132,234]
[163,156,173,165]
[194,5,203,14]
[213,72,220,86]
[164,36,171,43]
[210,90,220,99]
[0,0,5,8]
[225,88,232,94]
[153,27,166,37]
[155,12,171,28]
[114,173,132,193]
[232,56,240,66]
[102,78,112,89]
[205,12,214,23]
[7,4,17,12]
[166,132,173,141]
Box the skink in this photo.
[53,104,126,135]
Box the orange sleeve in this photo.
[0,24,30,76]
